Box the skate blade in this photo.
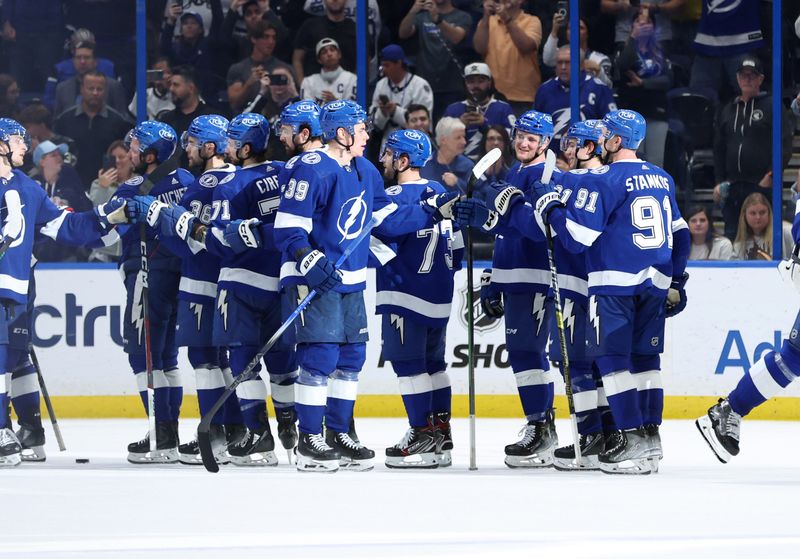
[695,417,731,464]
[180,453,230,466]
[127,449,179,464]
[339,457,374,472]
[20,446,46,462]
[436,450,451,468]
[386,452,439,469]
[648,457,660,474]
[0,453,22,467]
[553,455,600,471]
[504,452,555,469]
[229,451,278,467]
[598,458,652,475]
[296,458,339,472]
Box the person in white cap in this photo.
[441,62,515,162]
[299,37,357,105]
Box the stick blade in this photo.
[197,417,220,473]
[541,149,557,185]
[473,147,502,180]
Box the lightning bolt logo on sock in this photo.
[390,313,404,345]
[532,292,547,335]
[131,272,145,344]
[297,285,309,326]
[589,295,600,346]
[217,289,229,332]
[190,302,203,331]
[563,297,575,345]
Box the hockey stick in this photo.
[197,216,380,473]
[134,146,183,453]
[541,149,582,464]
[465,147,502,471]
[29,346,66,451]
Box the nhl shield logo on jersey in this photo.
[337,191,367,241]
[458,281,502,333]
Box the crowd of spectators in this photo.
[0,0,798,263]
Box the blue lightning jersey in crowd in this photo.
[442,98,516,160]
[373,179,465,327]
[491,161,561,294]
[693,0,763,57]
[548,159,689,296]
[114,169,195,274]
[160,165,237,304]
[274,148,434,294]
[207,160,284,299]
[0,170,116,304]
[533,73,617,151]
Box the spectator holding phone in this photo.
[543,13,613,87]
[299,38,357,105]
[244,66,300,124]
[128,58,175,121]
[90,140,133,209]
[601,0,685,52]
[227,20,294,113]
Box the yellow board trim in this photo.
[20,394,800,421]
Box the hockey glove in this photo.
[422,191,461,222]
[156,205,197,241]
[224,218,262,253]
[94,197,128,226]
[474,179,524,217]
[296,248,342,294]
[779,244,800,294]
[532,180,564,225]
[452,198,499,231]
[665,272,689,318]
[480,268,504,318]
[126,195,162,224]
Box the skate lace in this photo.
[337,432,363,450]
[516,423,538,446]
[725,411,741,439]
[397,428,416,449]
[234,431,255,449]
[0,428,19,446]
[309,433,333,452]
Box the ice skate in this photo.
[598,427,656,475]
[645,424,662,472]
[228,426,278,466]
[276,408,298,463]
[16,425,46,462]
[326,428,374,471]
[295,432,340,473]
[433,411,453,467]
[0,428,22,468]
[126,421,179,464]
[504,412,558,468]
[385,422,440,469]
[553,432,605,471]
[696,398,741,464]
[225,423,247,448]
[179,425,229,466]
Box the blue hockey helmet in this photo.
[601,109,646,150]
[128,121,177,163]
[279,100,322,137]
[513,110,554,142]
[182,114,229,154]
[561,119,603,155]
[383,129,432,168]
[227,112,270,154]
[320,100,368,142]
[0,118,31,149]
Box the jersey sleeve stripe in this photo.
[564,218,602,247]
[672,217,688,232]
[100,229,120,247]
[588,267,671,290]
[369,236,397,265]
[38,210,69,240]
[179,277,217,298]
[372,201,398,226]
[452,229,465,250]
[376,290,452,319]
[274,212,313,232]
[219,267,280,292]
[0,273,28,296]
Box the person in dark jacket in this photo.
[712,56,793,239]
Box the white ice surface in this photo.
[2,418,800,559]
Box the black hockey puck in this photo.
[75,458,90,464]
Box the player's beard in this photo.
[133,159,149,175]
[382,164,396,181]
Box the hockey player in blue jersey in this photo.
[532,109,690,474]
[112,121,195,464]
[274,100,456,472]
[0,119,122,467]
[277,100,325,157]
[373,129,464,469]
[696,206,800,463]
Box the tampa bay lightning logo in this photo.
[385,185,402,195]
[199,173,218,187]
[301,152,321,165]
[337,191,367,242]
[708,0,743,14]
[127,176,145,186]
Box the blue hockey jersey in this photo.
[373,179,464,327]
[491,161,560,294]
[547,159,689,296]
[161,164,237,304]
[114,169,195,274]
[533,74,617,152]
[0,170,116,304]
[693,0,763,57]
[442,98,516,161]
[210,160,285,299]
[274,148,435,294]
